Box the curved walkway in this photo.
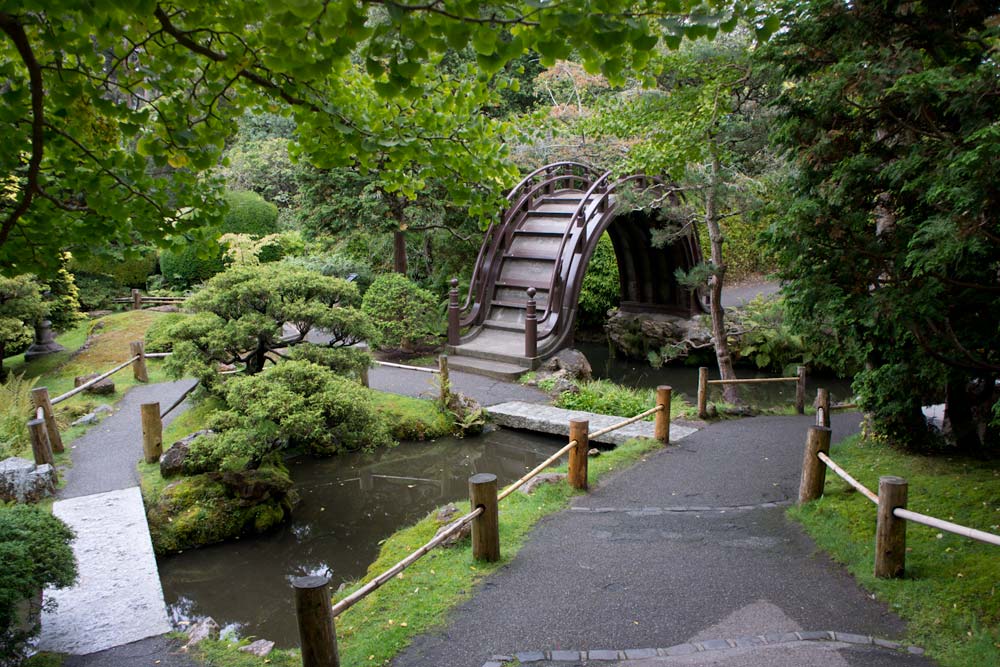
[391,412,936,667]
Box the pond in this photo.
[576,341,855,408]
[157,429,565,646]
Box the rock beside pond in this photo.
[239,639,275,657]
[160,430,215,478]
[605,310,712,360]
[183,617,219,651]
[0,457,56,503]
[519,472,567,495]
[74,373,115,395]
[542,348,593,381]
[434,502,472,546]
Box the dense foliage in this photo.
[577,233,620,331]
[0,373,36,460]
[361,273,440,352]
[767,0,1000,449]
[165,264,371,384]
[0,276,45,378]
[0,505,76,665]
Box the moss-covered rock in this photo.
[146,460,295,554]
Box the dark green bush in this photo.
[158,243,225,288]
[281,253,375,294]
[70,248,159,289]
[0,505,77,664]
[72,273,118,311]
[361,273,440,351]
[205,360,393,464]
[221,190,279,237]
[578,233,620,330]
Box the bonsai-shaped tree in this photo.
[165,263,372,387]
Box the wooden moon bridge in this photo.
[445,161,708,380]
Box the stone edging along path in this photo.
[481,631,926,665]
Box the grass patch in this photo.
[554,379,691,420]
[369,390,453,440]
[789,434,1000,666]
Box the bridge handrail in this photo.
[459,163,602,326]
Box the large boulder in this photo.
[542,348,593,382]
[605,310,712,360]
[74,373,115,395]
[0,457,57,503]
[160,430,215,478]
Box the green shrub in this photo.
[72,273,119,311]
[0,374,37,460]
[221,190,279,237]
[556,379,656,419]
[144,313,189,353]
[728,296,810,373]
[282,253,375,294]
[70,248,159,289]
[158,243,225,288]
[361,273,440,351]
[43,262,84,332]
[215,360,393,461]
[578,233,620,330]
[0,505,77,664]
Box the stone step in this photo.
[447,355,530,381]
[487,401,698,446]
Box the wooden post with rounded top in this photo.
[524,287,538,359]
[140,402,163,463]
[447,278,461,346]
[131,288,142,310]
[568,418,589,490]
[797,425,832,505]
[293,575,340,667]
[130,340,148,383]
[697,367,709,418]
[438,354,450,407]
[875,476,908,579]
[27,419,56,478]
[469,473,500,562]
[795,365,807,414]
[31,386,63,453]
[815,387,830,428]
[655,385,672,444]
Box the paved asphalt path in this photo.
[59,379,199,499]
[392,412,936,667]
[721,281,781,308]
[370,364,549,406]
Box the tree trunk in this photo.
[393,230,407,275]
[705,145,740,404]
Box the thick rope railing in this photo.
[160,380,200,419]
[497,439,579,502]
[372,360,440,374]
[816,452,879,504]
[330,506,484,617]
[588,405,661,440]
[49,356,139,405]
[892,508,1000,547]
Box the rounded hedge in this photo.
[221,190,279,236]
[361,273,440,351]
[159,244,225,288]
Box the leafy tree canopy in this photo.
[0,0,771,276]
[766,0,1000,449]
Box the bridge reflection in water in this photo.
[157,428,564,645]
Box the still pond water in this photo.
[158,429,564,646]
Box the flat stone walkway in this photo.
[391,412,936,667]
[38,487,171,655]
[370,365,548,406]
[486,401,698,445]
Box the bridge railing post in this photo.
[447,278,460,346]
[525,287,537,359]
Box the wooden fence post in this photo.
[131,288,142,310]
[447,278,461,346]
[795,365,806,414]
[797,425,832,504]
[31,387,63,453]
[875,476,908,579]
[27,419,56,477]
[524,287,537,359]
[438,354,450,407]
[655,385,672,444]
[140,402,163,463]
[697,367,709,418]
[568,419,589,491]
[293,575,340,667]
[469,473,500,562]
[815,387,830,428]
[130,340,148,383]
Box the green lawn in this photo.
[789,435,1000,667]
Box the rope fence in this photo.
[697,365,807,418]
[294,385,675,666]
[798,396,1000,579]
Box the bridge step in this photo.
[446,355,529,381]
[488,401,699,446]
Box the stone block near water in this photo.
[0,457,57,503]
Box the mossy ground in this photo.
[191,437,664,666]
[789,434,1000,667]
[369,390,453,440]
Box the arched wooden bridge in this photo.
[446,162,707,380]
